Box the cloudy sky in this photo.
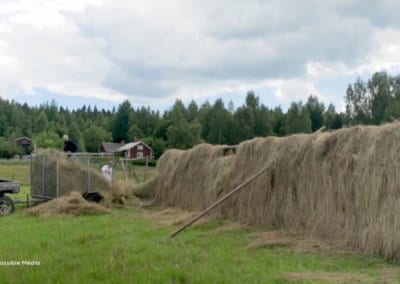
[1,0,400,111]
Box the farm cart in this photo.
[30,152,115,203]
[0,179,20,215]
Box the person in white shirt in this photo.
[101,161,113,182]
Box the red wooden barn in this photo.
[15,137,32,155]
[15,137,32,146]
[99,142,125,153]
[118,141,153,159]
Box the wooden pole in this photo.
[313,126,325,134]
[144,159,149,182]
[132,164,140,183]
[169,167,269,238]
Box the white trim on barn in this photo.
[118,141,142,152]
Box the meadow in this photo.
[0,161,399,283]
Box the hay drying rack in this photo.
[119,157,151,183]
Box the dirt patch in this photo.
[25,192,111,216]
[283,272,372,283]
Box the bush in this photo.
[0,138,23,158]
[130,159,157,167]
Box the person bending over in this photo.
[63,134,78,153]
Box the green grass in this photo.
[0,161,399,283]
[0,160,31,202]
[0,160,30,186]
[1,209,398,283]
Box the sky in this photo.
[1,0,400,112]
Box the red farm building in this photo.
[118,141,153,160]
[99,142,125,153]
[15,137,32,155]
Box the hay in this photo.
[247,231,296,250]
[129,177,158,199]
[154,144,231,210]
[109,181,129,205]
[153,122,400,260]
[139,208,203,226]
[110,178,158,205]
[248,231,351,255]
[283,272,372,283]
[25,192,111,216]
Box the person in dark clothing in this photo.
[63,134,78,153]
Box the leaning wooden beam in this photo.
[169,167,269,238]
[313,126,326,134]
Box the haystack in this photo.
[25,192,111,216]
[155,144,232,210]
[153,122,400,260]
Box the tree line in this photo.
[0,71,397,159]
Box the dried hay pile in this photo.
[153,122,400,260]
[139,208,202,226]
[155,145,232,210]
[283,272,372,283]
[26,192,111,216]
[110,180,144,206]
[128,177,158,199]
[247,230,347,255]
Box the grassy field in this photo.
[1,161,400,283]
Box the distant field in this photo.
[0,162,400,283]
[0,160,30,186]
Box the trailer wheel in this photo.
[0,196,14,216]
[82,192,103,203]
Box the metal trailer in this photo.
[0,179,20,215]
[0,152,115,216]
[30,152,115,203]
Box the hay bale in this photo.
[153,122,400,260]
[109,181,129,205]
[25,192,111,216]
[154,144,229,210]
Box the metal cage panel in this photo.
[30,153,114,200]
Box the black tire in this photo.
[82,192,103,203]
[0,196,14,216]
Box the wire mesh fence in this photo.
[30,153,114,200]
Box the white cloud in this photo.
[272,79,321,103]
[0,0,400,110]
[359,27,400,72]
